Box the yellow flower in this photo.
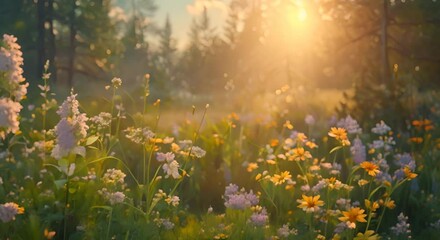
[214,233,228,239]
[270,139,279,147]
[247,162,259,172]
[171,143,180,152]
[328,127,351,146]
[297,195,324,213]
[358,179,369,186]
[360,162,380,177]
[283,120,293,130]
[305,141,318,149]
[255,173,262,181]
[339,207,367,228]
[149,137,163,144]
[290,147,312,161]
[383,199,396,209]
[410,137,423,144]
[271,171,292,185]
[44,229,56,240]
[296,133,308,143]
[365,199,379,212]
[353,230,379,240]
[5,202,24,214]
[403,167,417,180]
[317,234,326,240]
[228,112,239,121]
[266,159,276,165]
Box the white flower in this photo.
[163,160,180,179]
[98,188,126,205]
[337,115,362,134]
[108,192,125,205]
[191,146,206,158]
[51,93,88,159]
[154,218,174,230]
[0,98,22,139]
[371,120,391,135]
[111,77,122,88]
[277,223,298,238]
[0,202,24,223]
[102,168,126,185]
[304,114,316,126]
[124,127,155,144]
[165,195,180,207]
[89,112,112,130]
[350,137,366,164]
[156,152,175,162]
[0,34,28,102]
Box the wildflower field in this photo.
[1,33,440,240]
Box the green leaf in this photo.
[87,146,99,150]
[54,179,67,189]
[86,135,99,146]
[329,146,343,154]
[68,187,77,194]
[92,205,113,211]
[58,158,68,169]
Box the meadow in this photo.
[1,33,440,240]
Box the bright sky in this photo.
[155,0,229,49]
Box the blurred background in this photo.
[1,0,440,129]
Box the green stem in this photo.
[143,146,147,185]
[63,175,70,240]
[295,161,309,185]
[375,204,387,232]
[109,88,116,137]
[106,208,113,239]
[260,182,278,215]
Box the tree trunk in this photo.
[37,0,46,78]
[381,0,390,83]
[67,0,77,89]
[47,0,57,82]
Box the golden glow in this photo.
[298,8,307,22]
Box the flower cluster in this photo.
[0,35,28,139]
[0,34,28,101]
[102,168,126,185]
[390,213,411,237]
[337,115,362,134]
[51,93,89,159]
[170,140,206,158]
[246,118,419,239]
[0,202,24,223]
[98,188,126,205]
[0,98,22,139]
[249,206,269,226]
[124,127,155,144]
[157,152,181,179]
[89,112,112,131]
[224,184,259,210]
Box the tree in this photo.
[148,14,177,100]
[158,14,176,74]
[179,7,218,93]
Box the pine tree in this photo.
[158,14,176,74]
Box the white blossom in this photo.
[163,160,180,179]
[0,34,28,101]
[0,98,22,139]
[51,93,88,159]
